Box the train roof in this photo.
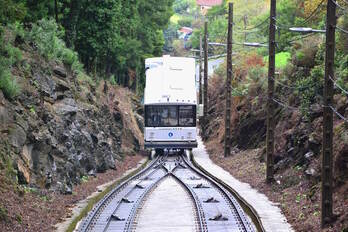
[144,56,197,105]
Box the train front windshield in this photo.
[145,105,196,127]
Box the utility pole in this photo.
[321,0,336,228]
[266,0,276,183]
[199,35,203,105]
[224,3,233,157]
[243,14,248,43]
[203,21,208,132]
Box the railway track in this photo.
[77,153,256,232]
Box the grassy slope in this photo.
[264,52,291,68]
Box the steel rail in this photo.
[78,154,257,232]
[179,155,254,232]
[122,174,169,232]
[77,156,162,232]
[101,165,169,232]
[170,172,207,232]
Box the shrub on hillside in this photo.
[0,69,20,99]
[28,19,64,60]
[291,36,322,69]
[28,19,83,73]
[0,27,21,99]
[110,75,117,85]
[296,65,324,118]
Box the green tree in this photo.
[0,0,27,24]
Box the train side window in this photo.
[179,106,196,127]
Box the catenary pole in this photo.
[225,3,233,157]
[266,0,276,182]
[199,35,203,105]
[321,0,336,227]
[203,21,208,133]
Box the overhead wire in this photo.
[272,98,299,111]
[234,16,270,33]
[269,76,306,90]
[336,26,348,34]
[329,75,348,95]
[272,0,327,31]
[301,0,326,25]
[331,0,348,12]
[328,105,348,123]
[238,16,270,31]
[201,0,348,124]
[281,32,323,45]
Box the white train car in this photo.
[144,55,198,154]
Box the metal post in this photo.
[199,35,203,105]
[224,3,233,157]
[322,0,336,227]
[203,21,208,132]
[266,0,276,182]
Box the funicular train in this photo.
[144,56,198,157]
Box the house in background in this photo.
[196,0,223,15]
[178,27,193,40]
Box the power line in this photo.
[272,17,293,29]
[243,16,270,31]
[336,26,348,34]
[329,75,348,95]
[272,98,299,111]
[234,16,270,32]
[328,105,348,123]
[281,32,323,45]
[301,0,326,25]
[269,76,311,90]
[331,0,348,12]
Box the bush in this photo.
[0,205,8,222]
[110,75,117,85]
[0,69,20,99]
[28,19,84,73]
[296,65,324,118]
[61,48,83,73]
[0,26,21,99]
[28,18,64,60]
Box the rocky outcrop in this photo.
[0,55,143,193]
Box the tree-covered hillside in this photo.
[0,0,174,95]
